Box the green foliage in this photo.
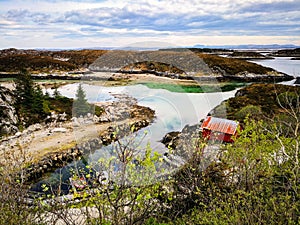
[14,69,46,125]
[42,100,51,114]
[47,96,73,116]
[13,69,84,127]
[277,91,299,108]
[221,83,300,122]
[164,116,300,225]
[141,82,246,93]
[2,83,300,224]
[53,83,61,99]
[94,105,104,117]
[234,105,262,121]
[172,190,299,225]
[73,83,91,117]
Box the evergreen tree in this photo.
[14,69,45,124]
[73,83,90,117]
[14,69,34,113]
[53,83,61,99]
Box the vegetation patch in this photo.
[211,83,300,120]
[121,61,186,75]
[12,69,103,131]
[0,48,107,73]
[194,52,276,75]
[141,81,247,93]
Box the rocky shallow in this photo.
[0,94,155,182]
[23,118,152,182]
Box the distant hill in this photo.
[0,48,107,73]
[227,51,273,60]
[191,44,300,50]
[269,48,300,57]
[0,48,293,82]
[90,49,291,81]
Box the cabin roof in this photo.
[201,116,238,135]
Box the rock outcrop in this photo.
[228,51,273,60]
[23,115,154,182]
[89,50,212,76]
[0,86,18,136]
[161,124,201,159]
[269,48,300,57]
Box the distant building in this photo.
[201,116,239,143]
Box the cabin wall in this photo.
[202,128,235,143]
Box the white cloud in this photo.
[0,0,299,48]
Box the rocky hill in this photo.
[192,52,290,81]
[210,83,300,122]
[89,49,291,81]
[269,48,300,57]
[0,48,293,81]
[89,50,212,76]
[0,48,107,73]
[0,86,18,136]
[227,51,273,60]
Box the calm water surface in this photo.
[31,83,236,194]
[249,57,300,77]
[59,83,236,151]
[33,57,300,193]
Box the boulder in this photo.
[51,127,67,133]
[0,86,19,136]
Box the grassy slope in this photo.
[212,83,300,121]
[0,49,282,77]
[0,49,107,73]
[141,82,246,93]
[195,53,275,75]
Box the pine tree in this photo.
[53,83,61,99]
[14,69,34,113]
[73,83,90,117]
[14,69,46,125]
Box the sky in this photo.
[0,0,299,49]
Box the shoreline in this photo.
[0,70,294,84]
[0,94,155,182]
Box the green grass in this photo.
[140,82,247,93]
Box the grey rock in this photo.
[0,86,19,136]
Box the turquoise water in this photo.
[58,83,236,150]
[30,83,236,194]
[30,57,300,194]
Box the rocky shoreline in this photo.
[23,118,152,182]
[161,124,201,158]
[1,67,294,83]
[0,94,155,183]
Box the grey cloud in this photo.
[4,9,50,24]
[1,0,299,42]
[240,1,300,13]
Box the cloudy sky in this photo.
[0,0,299,49]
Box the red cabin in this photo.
[201,116,239,143]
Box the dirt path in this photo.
[27,118,140,161]
[0,93,155,165]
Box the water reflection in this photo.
[58,83,236,151]
[30,83,236,194]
